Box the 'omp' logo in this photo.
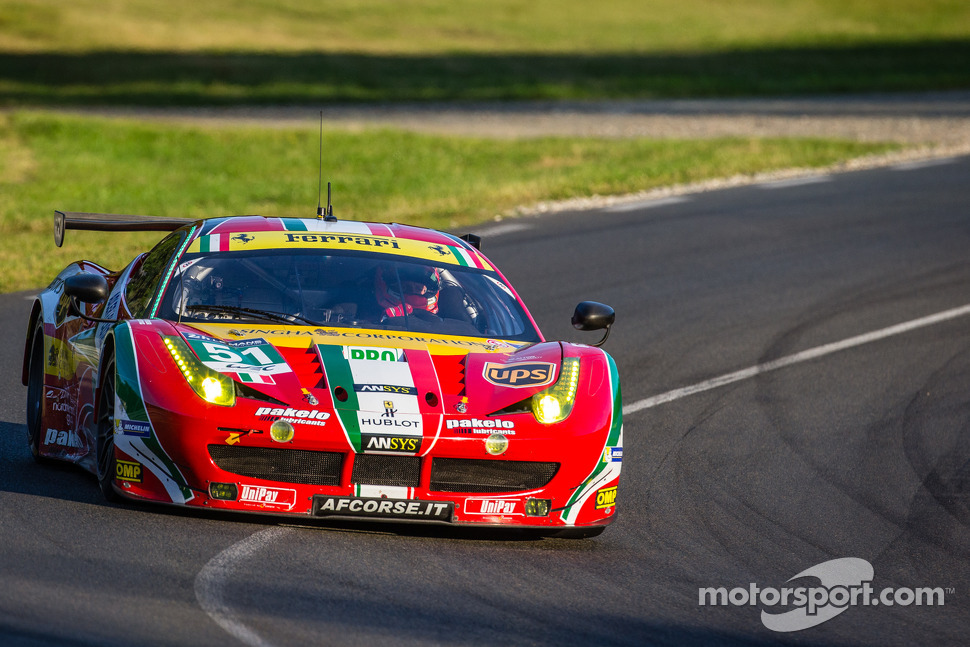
[115,460,143,483]
[482,362,555,388]
[595,486,617,509]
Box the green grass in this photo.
[4,43,970,105]
[0,112,899,293]
[1,1,969,104]
[3,0,969,54]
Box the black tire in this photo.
[96,354,123,502]
[25,320,52,463]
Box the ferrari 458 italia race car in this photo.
[23,210,622,537]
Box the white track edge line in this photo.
[758,175,832,189]
[623,303,970,416]
[195,527,290,647]
[605,196,690,212]
[471,223,532,237]
[891,157,959,171]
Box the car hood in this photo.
[174,322,561,417]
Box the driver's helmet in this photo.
[376,264,440,317]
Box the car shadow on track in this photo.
[0,420,106,506]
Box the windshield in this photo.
[158,248,541,342]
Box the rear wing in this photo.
[54,210,193,247]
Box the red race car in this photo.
[24,211,622,537]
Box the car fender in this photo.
[21,299,43,387]
[109,321,195,505]
[558,346,623,526]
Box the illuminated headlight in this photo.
[201,377,226,402]
[209,482,238,500]
[531,357,580,424]
[525,498,551,517]
[484,433,508,455]
[162,336,235,406]
[535,395,562,422]
[270,420,295,443]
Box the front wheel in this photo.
[96,354,122,502]
[25,320,52,463]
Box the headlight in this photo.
[484,433,509,455]
[531,357,580,424]
[270,420,295,443]
[162,336,235,406]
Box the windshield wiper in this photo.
[184,304,321,325]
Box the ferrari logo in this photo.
[382,400,397,418]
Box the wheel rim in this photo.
[96,362,116,484]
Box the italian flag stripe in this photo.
[449,246,472,267]
[559,352,624,524]
[281,218,308,231]
[367,223,394,237]
[199,235,217,252]
[317,345,362,451]
[607,354,623,445]
[199,233,230,252]
[113,324,149,423]
[237,372,274,384]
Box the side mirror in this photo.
[63,273,119,323]
[64,273,109,304]
[571,301,615,347]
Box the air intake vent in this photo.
[430,458,559,493]
[351,454,421,487]
[208,445,343,485]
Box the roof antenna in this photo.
[316,111,336,221]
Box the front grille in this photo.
[351,454,421,487]
[430,458,559,493]
[208,445,343,485]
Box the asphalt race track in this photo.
[2,156,969,646]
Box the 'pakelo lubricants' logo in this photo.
[45,428,82,448]
[482,362,556,388]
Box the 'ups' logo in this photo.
[482,362,556,388]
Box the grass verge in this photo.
[0,112,900,293]
[3,42,970,105]
[1,0,969,104]
[3,0,968,54]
